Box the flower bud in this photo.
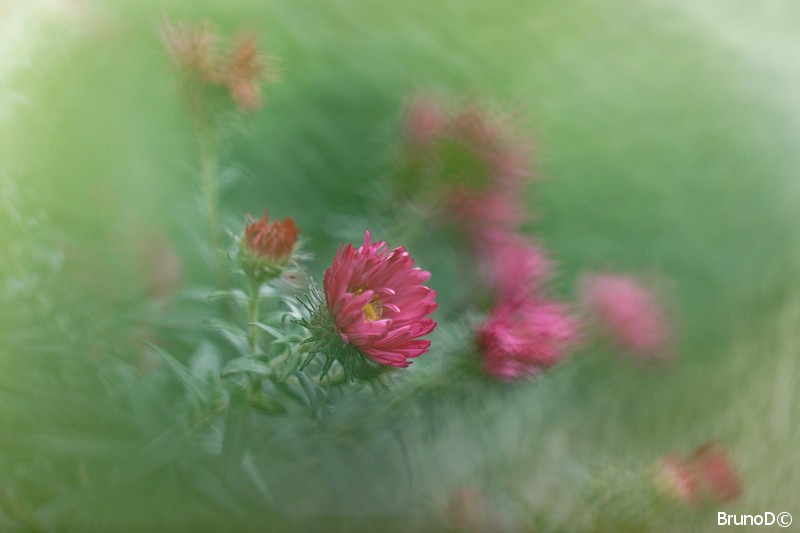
[238,210,299,282]
[656,442,742,506]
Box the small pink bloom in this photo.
[323,231,438,367]
[405,95,448,148]
[243,210,299,263]
[580,273,673,358]
[447,190,524,234]
[657,443,742,506]
[475,230,551,302]
[400,98,534,199]
[477,299,576,380]
[450,104,534,190]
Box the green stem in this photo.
[247,277,261,356]
[199,130,225,286]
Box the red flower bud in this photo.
[240,210,299,281]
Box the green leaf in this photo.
[249,394,287,416]
[144,343,208,403]
[206,319,247,339]
[207,289,247,303]
[242,454,274,504]
[221,409,251,481]
[250,322,305,344]
[220,357,272,379]
[189,341,222,381]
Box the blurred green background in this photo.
[1,0,799,531]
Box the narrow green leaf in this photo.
[206,319,247,339]
[249,394,287,416]
[221,409,251,481]
[144,343,208,402]
[220,357,272,378]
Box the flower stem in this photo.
[199,130,225,286]
[247,277,261,356]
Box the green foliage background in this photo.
[1,0,799,531]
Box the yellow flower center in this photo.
[362,300,382,321]
[355,288,383,321]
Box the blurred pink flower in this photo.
[580,273,673,358]
[657,442,742,506]
[400,98,535,201]
[475,230,552,302]
[447,190,524,234]
[404,95,448,148]
[477,299,576,380]
[323,231,437,367]
[451,105,532,189]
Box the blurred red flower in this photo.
[658,442,743,506]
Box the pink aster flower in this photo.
[474,230,552,302]
[580,273,673,358]
[477,299,576,380]
[323,231,438,367]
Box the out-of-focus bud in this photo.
[159,18,221,84]
[656,442,742,506]
[160,18,276,115]
[691,442,743,504]
[134,231,183,304]
[222,31,276,112]
[445,487,492,532]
